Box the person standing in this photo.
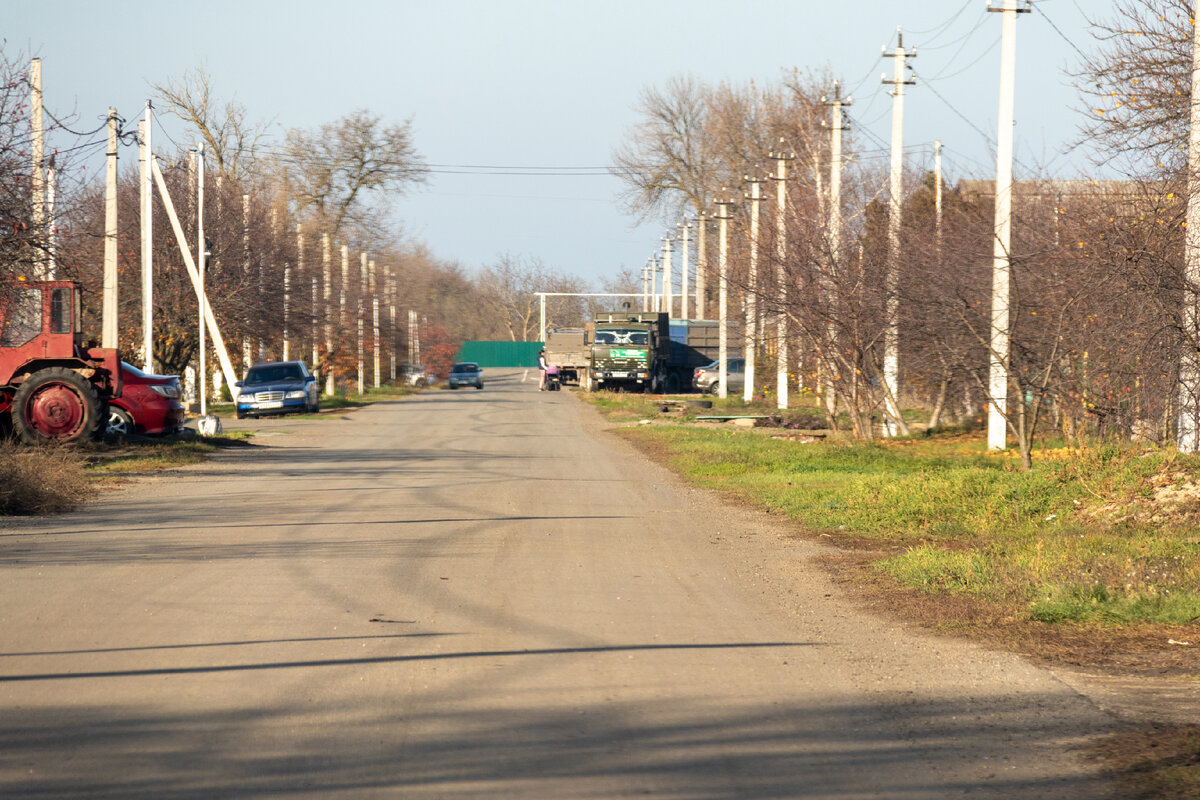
[537,349,548,390]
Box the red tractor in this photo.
[0,280,122,444]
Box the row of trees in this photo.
[609,0,1195,466]
[1,59,592,391]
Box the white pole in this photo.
[883,30,913,436]
[650,256,659,312]
[641,263,649,312]
[153,158,239,395]
[826,91,848,419]
[30,58,46,279]
[696,214,707,319]
[323,234,333,396]
[142,102,154,373]
[988,1,1027,450]
[357,251,366,395]
[680,222,691,320]
[934,139,943,266]
[663,234,673,318]
[717,198,731,399]
[744,179,762,402]
[371,259,380,389]
[242,194,252,371]
[539,292,547,343]
[197,143,207,415]
[774,151,789,409]
[389,268,397,381]
[45,159,56,279]
[102,108,118,349]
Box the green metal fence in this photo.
[456,341,543,367]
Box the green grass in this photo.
[83,430,255,476]
[583,390,1200,628]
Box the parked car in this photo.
[447,362,484,390]
[401,363,438,387]
[693,358,745,395]
[234,361,319,418]
[106,362,186,436]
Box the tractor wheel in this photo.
[12,368,103,445]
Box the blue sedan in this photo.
[235,361,320,418]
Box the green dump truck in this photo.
[585,311,719,393]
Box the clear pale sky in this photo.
[11,0,1099,286]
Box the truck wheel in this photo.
[12,367,103,445]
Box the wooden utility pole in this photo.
[30,58,46,279]
[744,178,764,402]
[102,108,119,349]
[883,29,914,437]
[140,103,154,374]
[987,0,1029,450]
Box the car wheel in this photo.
[235,408,246,419]
[708,383,720,396]
[476,382,483,390]
[107,405,134,436]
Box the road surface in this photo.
[0,370,1117,798]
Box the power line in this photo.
[1032,1,1101,74]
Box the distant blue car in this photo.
[447,362,484,390]
[235,361,320,418]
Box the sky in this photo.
[11,0,1103,287]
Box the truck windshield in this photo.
[594,329,648,345]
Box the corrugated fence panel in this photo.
[457,341,544,367]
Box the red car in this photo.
[106,362,185,436]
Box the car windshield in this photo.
[594,328,648,345]
[245,364,303,384]
[451,364,478,373]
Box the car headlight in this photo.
[285,390,307,399]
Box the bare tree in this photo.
[282,109,428,241]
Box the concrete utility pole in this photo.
[662,234,674,318]
[102,108,119,349]
[680,222,691,321]
[242,194,251,371]
[770,147,793,409]
[357,252,366,395]
[934,140,944,266]
[388,267,397,381]
[45,158,56,279]
[987,0,1029,451]
[650,256,659,312]
[824,88,850,418]
[641,261,650,312]
[715,197,733,399]
[30,58,46,279]
[340,244,349,326]
[1181,11,1200,450]
[323,234,333,396]
[744,178,764,403]
[371,259,380,389]
[882,29,915,437]
[197,142,207,414]
[140,103,154,374]
[696,213,708,319]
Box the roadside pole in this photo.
[680,221,691,321]
[771,146,792,409]
[715,197,732,399]
[883,30,914,437]
[744,178,763,403]
[102,108,119,349]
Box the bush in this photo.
[0,443,88,515]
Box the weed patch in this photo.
[0,442,88,515]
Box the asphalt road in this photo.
[0,370,1118,798]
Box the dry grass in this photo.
[0,442,89,515]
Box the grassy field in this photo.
[581,390,1200,634]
